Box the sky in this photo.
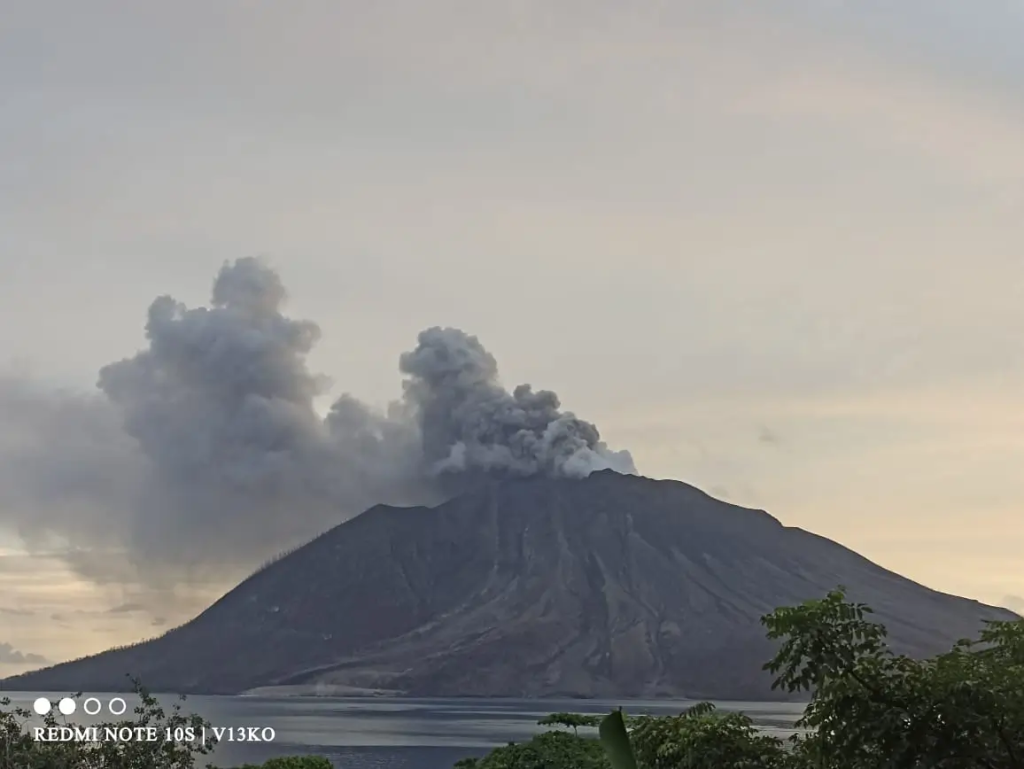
[1,0,1024,675]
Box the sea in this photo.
[1,692,805,768]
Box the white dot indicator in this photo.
[33,698,51,715]
[58,698,76,715]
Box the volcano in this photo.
[3,472,1013,699]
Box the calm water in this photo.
[1,693,804,768]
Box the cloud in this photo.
[0,607,34,616]
[1001,595,1024,616]
[0,642,49,666]
[709,486,732,501]
[106,603,145,614]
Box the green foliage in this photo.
[468,731,609,769]
[628,703,787,769]
[762,587,1024,768]
[235,758,333,768]
[538,712,601,735]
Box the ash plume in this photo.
[0,258,634,606]
[400,326,634,478]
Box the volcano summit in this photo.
[3,471,1012,699]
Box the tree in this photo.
[537,713,602,736]
[597,703,788,769]
[627,702,787,769]
[762,587,1024,769]
[461,731,609,769]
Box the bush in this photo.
[628,703,787,769]
[454,731,609,769]
[235,758,333,769]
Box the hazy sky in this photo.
[2,0,1024,674]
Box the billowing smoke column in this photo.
[400,327,634,478]
[0,258,635,604]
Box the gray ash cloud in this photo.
[400,326,633,479]
[0,642,49,666]
[0,258,634,599]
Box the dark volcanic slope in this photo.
[4,472,1014,698]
